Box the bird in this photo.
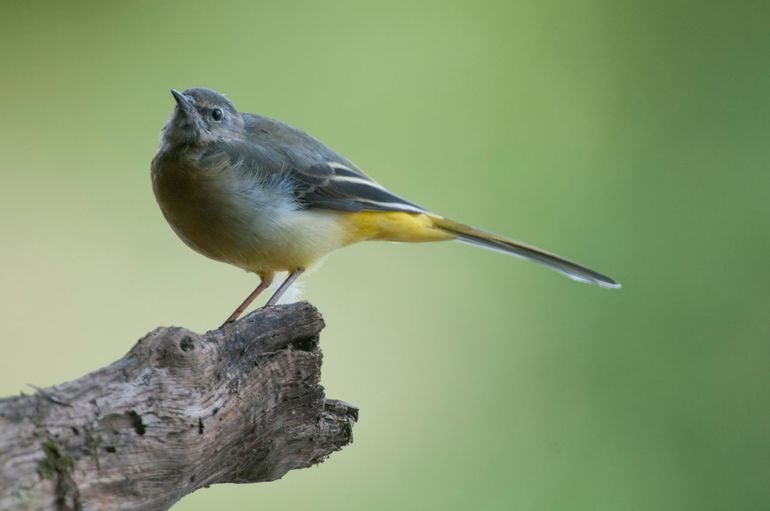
[151,87,619,326]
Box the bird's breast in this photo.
[151,152,348,273]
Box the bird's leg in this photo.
[265,268,305,307]
[222,273,274,326]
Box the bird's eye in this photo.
[211,108,224,121]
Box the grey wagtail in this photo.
[152,87,619,326]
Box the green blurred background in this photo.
[1,1,769,509]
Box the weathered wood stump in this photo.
[0,302,357,511]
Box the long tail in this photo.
[430,216,620,289]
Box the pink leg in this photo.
[222,273,274,327]
[265,268,305,307]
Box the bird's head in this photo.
[162,87,244,146]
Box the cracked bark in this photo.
[0,302,357,511]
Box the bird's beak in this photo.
[171,89,194,116]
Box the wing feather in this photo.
[290,163,426,213]
[208,132,427,214]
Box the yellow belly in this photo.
[233,210,453,274]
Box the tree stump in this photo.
[0,302,357,511]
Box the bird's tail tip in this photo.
[429,215,620,289]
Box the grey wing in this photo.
[217,118,428,213]
[286,161,427,213]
